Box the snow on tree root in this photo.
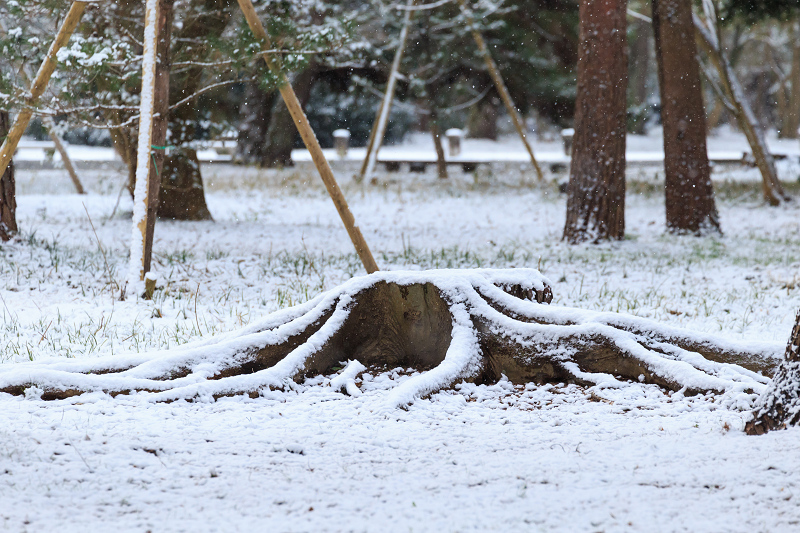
[0,269,780,407]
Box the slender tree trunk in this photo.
[653,0,719,234]
[0,111,17,241]
[628,19,652,135]
[261,66,316,168]
[236,74,276,164]
[563,0,628,244]
[746,309,800,435]
[780,30,800,139]
[430,110,448,179]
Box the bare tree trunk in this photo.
[236,74,276,164]
[780,30,800,140]
[563,0,628,244]
[746,309,800,435]
[628,18,652,135]
[0,111,17,241]
[430,110,448,179]
[652,0,719,234]
[467,97,499,140]
[261,67,316,168]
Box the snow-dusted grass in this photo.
[3,157,800,530]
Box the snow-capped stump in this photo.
[0,269,779,406]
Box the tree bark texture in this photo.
[0,111,17,241]
[563,0,628,244]
[467,96,499,140]
[652,0,719,234]
[777,30,800,140]
[261,67,317,168]
[236,74,276,164]
[746,309,800,435]
[430,110,448,179]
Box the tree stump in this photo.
[0,269,776,406]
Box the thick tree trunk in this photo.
[236,74,276,164]
[653,0,719,234]
[158,148,212,220]
[0,111,17,241]
[746,309,800,435]
[467,97,499,140]
[261,67,316,168]
[0,269,774,404]
[563,0,628,244]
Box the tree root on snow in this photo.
[0,269,779,406]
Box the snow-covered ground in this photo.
[3,132,800,531]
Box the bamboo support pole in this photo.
[44,118,85,194]
[693,16,787,205]
[360,0,416,182]
[236,0,379,274]
[357,96,386,182]
[129,0,160,285]
[457,0,544,181]
[0,1,87,179]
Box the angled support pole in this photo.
[358,0,416,182]
[456,0,544,181]
[0,1,88,179]
[236,0,379,274]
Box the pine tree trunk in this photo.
[467,96,499,140]
[236,74,276,164]
[157,148,212,220]
[779,32,800,140]
[430,110,448,179]
[563,0,628,244]
[261,67,316,168]
[653,0,719,234]
[0,111,17,241]
[746,309,800,435]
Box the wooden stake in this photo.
[457,0,544,181]
[142,0,174,275]
[360,0,416,181]
[0,1,87,179]
[129,0,160,285]
[44,118,85,194]
[236,0,379,274]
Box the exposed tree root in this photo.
[0,269,779,407]
[745,310,800,435]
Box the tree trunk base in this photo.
[0,269,776,406]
